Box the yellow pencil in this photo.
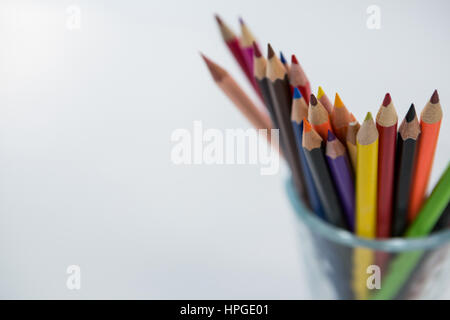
[356,112,378,238]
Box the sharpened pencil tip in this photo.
[334,93,344,108]
[267,44,275,59]
[431,89,439,104]
[280,51,287,64]
[365,112,373,121]
[310,94,318,106]
[291,54,299,65]
[293,87,302,99]
[382,93,391,107]
[238,17,244,25]
[214,14,223,26]
[317,86,325,99]
[253,42,262,58]
[405,104,416,122]
[303,118,312,132]
[349,113,357,122]
[327,130,336,141]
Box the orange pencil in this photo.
[308,94,333,141]
[408,90,443,222]
[331,93,351,144]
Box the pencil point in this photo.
[280,51,287,64]
[327,130,336,141]
[405,104,416,122]
[253,42,262,58]
[238,16,244,25]
[303,118,312,132]
[365,112,373,121]
[214,14,223,26]
[349,113,356,122]
[293,87,302,99]
[267,44,275,59]
[334,93,345,108]
[430,89,439,104]
[317,86,325,99]
[382,93,391,107]
[310,94,318,106]
[291,54,299,65]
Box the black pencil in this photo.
[266,43,306,199]
[392,104,420,236]
[302,119,346,228]
[253,42,279,131]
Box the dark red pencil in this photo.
[215,15,261,97]
[375,93,398,238]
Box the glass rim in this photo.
[286,178,450,252]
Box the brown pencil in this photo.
[346,115,360,174]
[308,94,334,141]
[201,53,272,135]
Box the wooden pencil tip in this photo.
[430,89,439,104]
[267,44,275,59]
[365,112,373,121]
[291,54,299,65]
[334,93,344,108]
[349,113,357,122]
[214,14,223,26]
[327,130,336,141]
[280,51,287,64]
[405,104,416,122]
[382,93,391,107]
[253,42,262,57]
[303,118,312,132]
[310,94,318,106]
[317,86,325,99]
[238,17,245,25]
[293,87,302,99]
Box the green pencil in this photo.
[406,163,450,237]
[372,163,450,300]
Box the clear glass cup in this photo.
[286,178,450,300]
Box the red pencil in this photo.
[289,55,311,105]
[215,15,260,96]
[375,93,398,238]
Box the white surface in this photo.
[0,0,449,299]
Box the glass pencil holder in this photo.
[286,178,450,300]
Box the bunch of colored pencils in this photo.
[201,15,449,240]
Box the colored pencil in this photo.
[433,202,450,231]
[346,114,360,174]
[302,119,346,228]
[253,43,279,130]
[326,130,355,230]
[409,90,443,222]
[279,51,290,72]
[289,55,311,104]
[239,17,262,98]
[375,93,398,238]
[291,89,326,219]
[406,163,450,237]
[392,104,420,236]
[317,86,333,114]
[201,54,272,136]
[331,93,351,144]
[215,15,260,96]
[308,94,334,141]
[356,112,378,238]
[267,44,306,198]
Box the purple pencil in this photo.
[326,130,355,231]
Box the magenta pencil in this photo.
[326,131,355,231]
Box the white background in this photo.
[0,0,449,299]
